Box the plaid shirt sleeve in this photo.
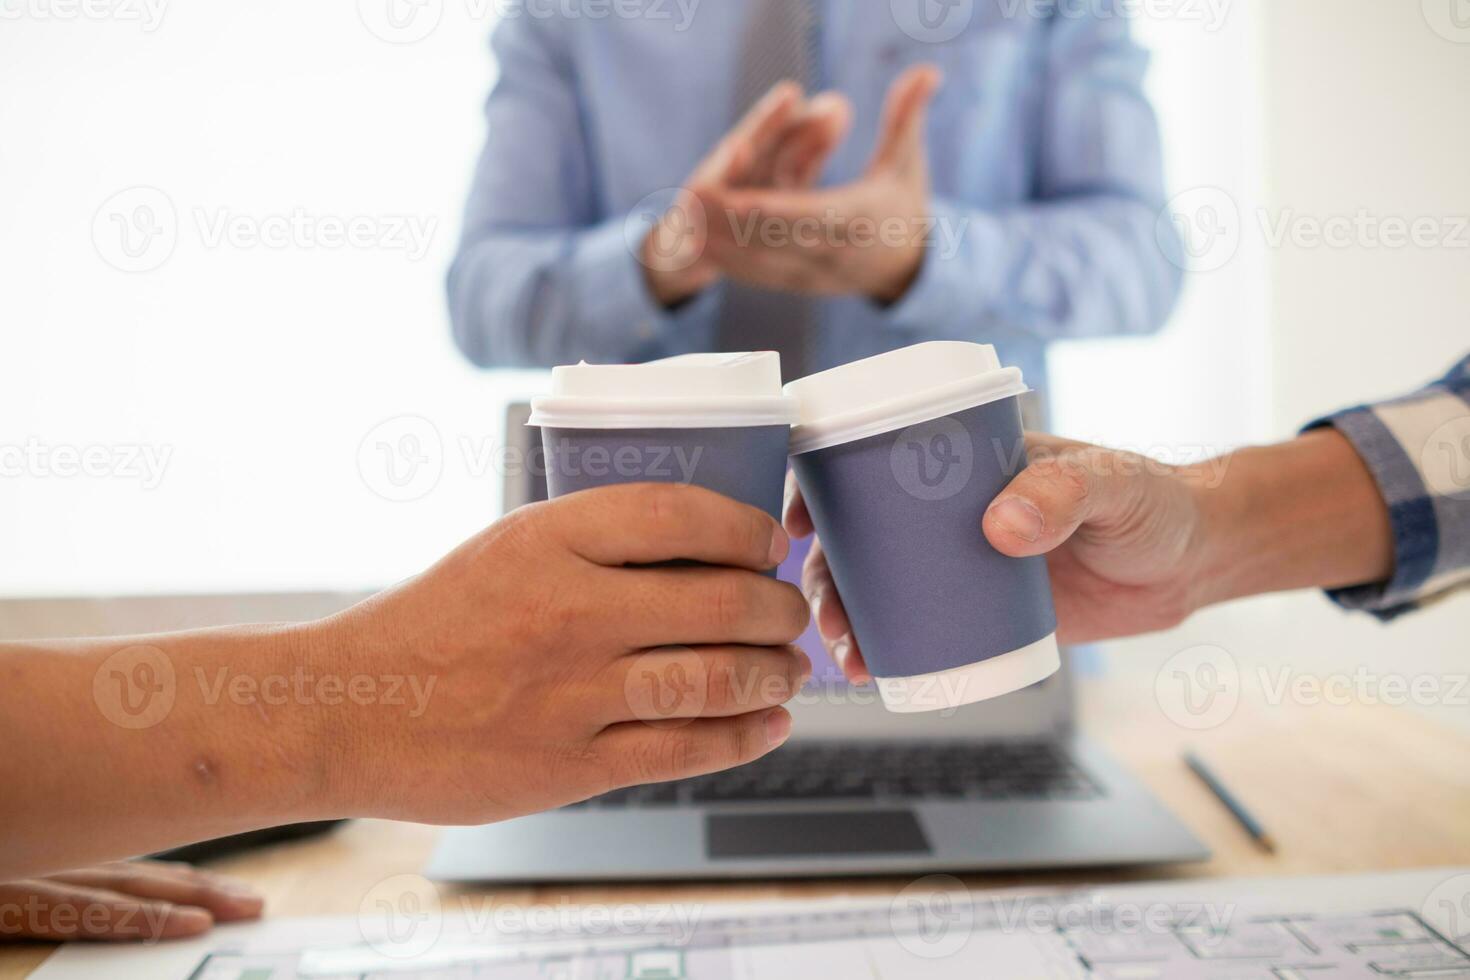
[1302,353,1470,620]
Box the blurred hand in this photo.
[325,483,811,825]
[0,861,262,943]
[785,436,1210,682]
[643,82,854,307]
[697,65,941,305]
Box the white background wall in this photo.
[1099,0,1470,733]
[1262,0,1470,424]
[0,2,531,596]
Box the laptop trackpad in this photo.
[705,810,931,859]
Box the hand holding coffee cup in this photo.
[784,342,1060,713]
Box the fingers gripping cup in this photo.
[528,352,799,527]
[786,342,1060,713]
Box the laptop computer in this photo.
[426,404,1208,882]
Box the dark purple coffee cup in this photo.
[528,352,797,530]
[538,425,789,519]
[786,342,1059,713]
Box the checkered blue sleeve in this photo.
[1304,354,1470,620]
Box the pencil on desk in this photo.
[1184,750,1277,854]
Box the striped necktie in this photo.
[715,0,819,383]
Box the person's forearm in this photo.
[0,622,351,879]
[1187,428,1394,607]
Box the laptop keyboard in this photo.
[568,740,1103,809]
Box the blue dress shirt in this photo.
[448,0,1183,395]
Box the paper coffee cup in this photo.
[785,342,1059,713]
[528,352,799,524]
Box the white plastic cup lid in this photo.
[784,342,1028,455]
[529,352,800,430]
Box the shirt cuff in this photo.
[569,219,720,360]
[1303,408,1440,621]
[878,198,1006,334]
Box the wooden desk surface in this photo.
[6,669,1469,976]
